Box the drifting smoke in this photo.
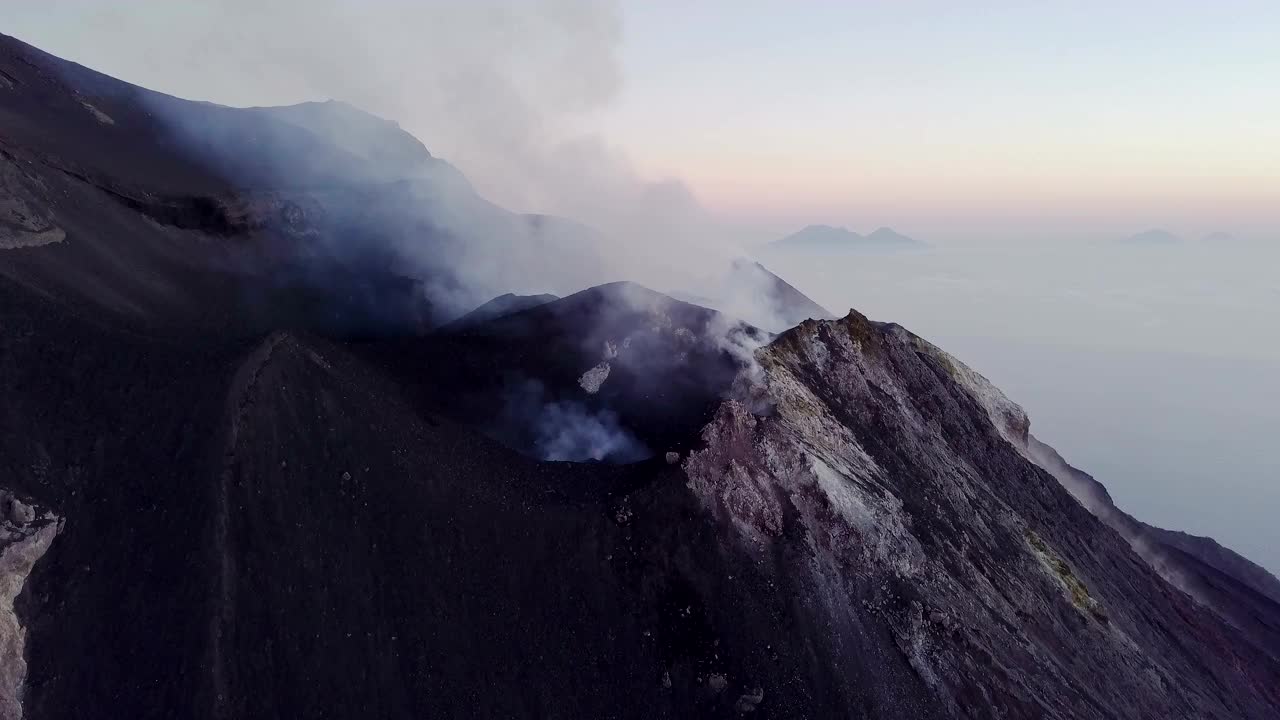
[57,0,812,330]
[501,379,648,463]
[536,402,648,462]
[44,1,828,461]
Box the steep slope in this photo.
[434,292,559,332]
[0,275,937,718]
[916,333,1280,661]
[2,32,831,334]
[1146,526,1280,604]
[6,273,1278,719]
[685,313,1280,718]
[1023,435,1280,659]
[916,337,1280,660]
[0,32,448,332]
[0,34,442,193]
[11,265,1275,719]
[3,29,1278,720]
[0,278,667,718]
[0,275,244,718]
[0,32,584,330]
[198,332,667,719]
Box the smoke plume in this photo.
[500,379,649,463]
[64,0,806,330]
[41,1,825,462]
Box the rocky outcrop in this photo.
[914,334,1280,660]
[684,312,1280,718]
[0,153,64,251]
[0,491,59,720]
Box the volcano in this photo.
[1,32,1278,720]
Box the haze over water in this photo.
[763,238,1280,572]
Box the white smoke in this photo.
[535,401,648,463]
[46,0,806,331]
[30,1,824,463]
[500,379,649,462]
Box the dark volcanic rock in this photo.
[0,32,596,333]
[2,29,1278,720]
[0,32,452,335]
[2,31,830,339]
[683,314,1280,718]
[1022,435,1280,660]
[909,333,1280,661]
[6,271,1279,718]
[1148,527,1280,605]
[435,292,560,332]
[369,281,765,460]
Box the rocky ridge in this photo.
[685,312,1279,717]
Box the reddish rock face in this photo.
[683,313,1280,718]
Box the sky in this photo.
[604,2,1280,241]
[609,2,1280,240]
[4,2,1278,568]
[5,1,1279,242]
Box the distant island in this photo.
[1120,228,1182,245]
[1202,231,1236,242]
[770,224,924,251]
